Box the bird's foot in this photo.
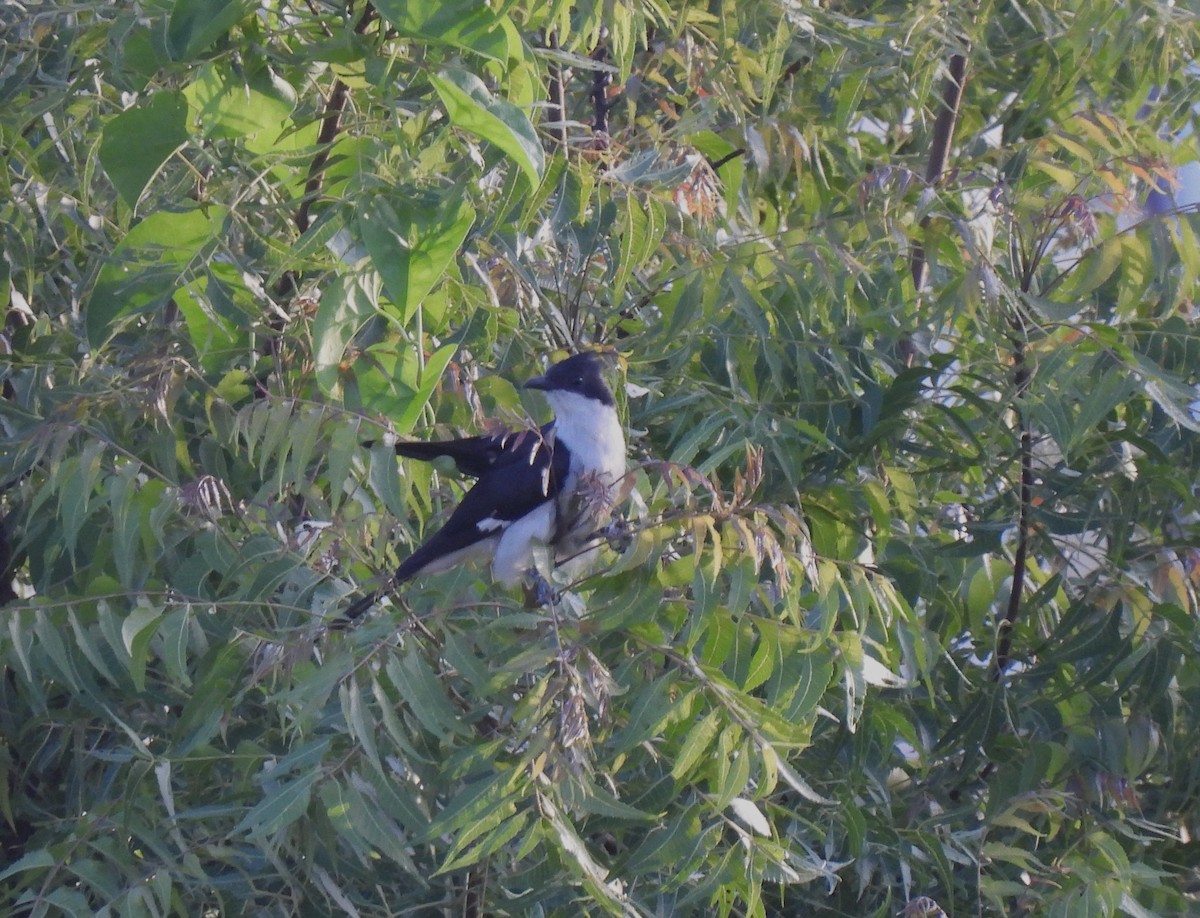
[331,582,392,630]
[595,517,632,553]
[524,569,560,607]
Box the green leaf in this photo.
[167,0,254,61]
[614,194,665,303]
[324,779,422,873]
[1126,350,1200,432]
[358,193,475,326]
[173,273,249,368]
[183,63,309,154]
[612,678,694,756]
[121,603,162,692]
[713,733,750,808]
[386,648,468,739]
[342,678,382,770]
[763,746,834,805]
[87,205,225,344]
[233,769,320,838]
[0,849,56,883]
[373,0,519,62]
[423,771,516,841]
[325,418,361,513]
[743,623,779,693]
[671,708,722,780]
[56,440,104,563]
[391,342,458,436]
[566,778,656,821]
[314,271,381,396]
[159,607,193,689]
[539,794,631,911]
[99,92,190,208]
[429,69,544,188]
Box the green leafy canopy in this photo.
[2,1,1200,916]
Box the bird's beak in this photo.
[524,373,550,391]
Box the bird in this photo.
[338,351,626,624]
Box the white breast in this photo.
[546,390,626,489]
[543,390,626,561]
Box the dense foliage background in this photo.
[3,0,1200,915]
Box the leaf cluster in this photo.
[3,1,1200,916]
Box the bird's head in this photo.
[524,351,617,410]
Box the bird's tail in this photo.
[390,437,499,469]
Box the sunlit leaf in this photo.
[373,0,519,62]
[358,193,475,326]
[429,69,544,188]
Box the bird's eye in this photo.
[574,376,584,386]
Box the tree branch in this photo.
[591,41,612,140]
[544,31,568,148]
[992,326,1033,680]
[910,51,969,293]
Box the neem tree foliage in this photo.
[2,1,1199,915]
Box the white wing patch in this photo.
[476,515,509,533]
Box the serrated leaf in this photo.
[0,849,56,882]
[66,609,121,687]
[325,418,360,513]
[368,442,408,519]
[423,771,515,841]
[34,611,82,693]
[390,342,459,437]
[540,794,634,912]
[728,797,771,836]
[744,624,779,693]
[566,777,656,821]
[328,778,421,873]
[612,679,692,756]
[713,736,751,808]
[257,400,296,477]
[282,406,324,493]
[386,648,467,739]
[314,271,381,395]
[671,709,722,780]
[342,677,382,771]
[233,769,320,838]
[761,744,834,805]
[160,604,193,686]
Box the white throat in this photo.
[545,390,626,484]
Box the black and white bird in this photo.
[339,351,626,623]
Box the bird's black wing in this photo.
[337,426,569,625]
[394,428,568,581]
[391,423,555,478]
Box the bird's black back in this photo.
[390,423,556,478]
